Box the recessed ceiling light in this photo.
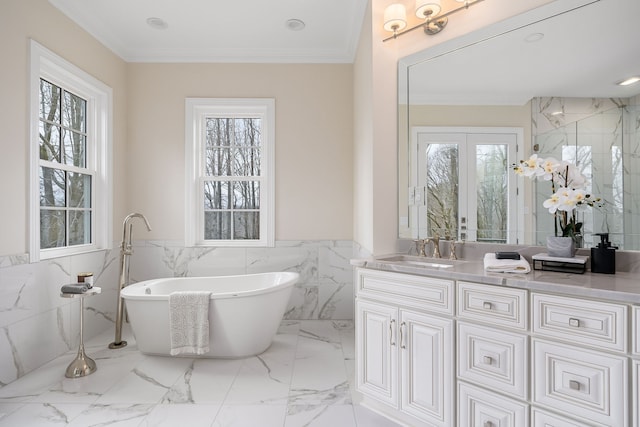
[146,17,168,30]
[524,32,544,43]
[617,76,640,86]
[285,19,305,31]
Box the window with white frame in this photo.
[185,98,274,247]
[29,40,112,261]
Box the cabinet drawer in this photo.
[532,293,627,353]
[356,268,454,315]
[457,322,528,400]
[531,408,596,427]
[532,339,627,427]
[458,381,528,427]
[457,282,528,331]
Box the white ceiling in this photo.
[48,0,368,63]
[404,0,640,105]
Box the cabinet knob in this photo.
[483,422,493,427]
[483,301,492,310]
[568,318,580,327]
[569,380,581,391]
[482,355,493,365]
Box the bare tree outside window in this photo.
[39,79,91,249]
[204,117,261,241]
[476,145,508,242]
[425,144,459,238]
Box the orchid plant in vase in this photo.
[513,154,602,243]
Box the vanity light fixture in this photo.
[383,0,485,41]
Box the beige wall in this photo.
[127,63,354,241]
[0,1,353,257]
[0,0,128,256]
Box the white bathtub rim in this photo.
[121,271,299,301]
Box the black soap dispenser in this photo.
[591,233,616,274]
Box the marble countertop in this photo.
[353,255,640,304]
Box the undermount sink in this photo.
[374,255,461,269]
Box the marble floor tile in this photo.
[0,402,90,426]
[285,404,357,427]
[212,404,287,427]
[0,320,400,426]
[139,403,221,426]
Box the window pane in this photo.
[476,145,507,242]
[39,121,61,162]
[69,172,91,208]
[69,210,91,246]
[62,129,86,167]
[234,118,261,146]
[62,90,86,132]
[206,118,232,148]
[40,167,65,207]
[425,144,459,237]
[204,181,230,209]
[233,212,259,239]
[233,147,261,176]
[39,79,60,122]
[40,210,65,248]
[205,147,231,176]
[233,181,260,209]
[205,211,231,239]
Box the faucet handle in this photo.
[449,240,457,260]
[414,239,427,257]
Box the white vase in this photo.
[546,236,576,258]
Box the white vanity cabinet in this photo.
[355,265,639,427]
[355,268,454,426]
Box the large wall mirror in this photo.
[398,0,640,250]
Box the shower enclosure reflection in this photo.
[533,100,640,249]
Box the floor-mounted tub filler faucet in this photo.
[109,213,151,349]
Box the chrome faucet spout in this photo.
[109,213,151,350]
[428,234,441,258]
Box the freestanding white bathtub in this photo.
[120,272,298,358]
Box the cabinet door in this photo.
[356,299,398,407]
[400,309,453,426]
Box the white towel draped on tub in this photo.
[169,291,211,356]
[483,253,531,273]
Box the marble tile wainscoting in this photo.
[127,240,356,321]
[0,240,357,389]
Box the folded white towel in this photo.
[483,253,531,273]
[169,291,211,356]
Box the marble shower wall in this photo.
[0,239,355,388]
[531,97,637,248]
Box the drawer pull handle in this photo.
[390,319,396,346]
[569,318,580,327]
[569,380,581,391]
[400,321,406,349]
[482,356,493,365]
[482,301,492,310]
